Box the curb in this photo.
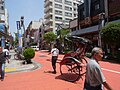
[6,60,42,74]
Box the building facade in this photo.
[26,20,45,47]
[44,0,83,34]
[70,0,120,46]
[0,0,12,48]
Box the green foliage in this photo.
[85,53,92,58]
[44,32,57,43]
[57,29,70,43]
[23,48,35,60]
[14,33,18,46]
[58,29,70,37]
[101,22,120,45]
[30,42,37,46]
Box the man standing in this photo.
[84,47,113,90]
[0,47,9,81]
[49,45,59,74]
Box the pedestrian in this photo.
[84,47,113,90]
[0,47,9,81]
[49,45,59,74]
[3,46,10,59]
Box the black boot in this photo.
[52,66,56,74]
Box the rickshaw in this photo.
[60,36,93,82]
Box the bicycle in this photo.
[14,49,25,60]
[60,36,93,82]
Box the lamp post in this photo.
[98,13,105,48]
[16,20,22,53]
[20,16,26,47]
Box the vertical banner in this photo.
[18,34,23,48]
[0,24,5,47]
[1,36,5,47]
[16,21,21,30]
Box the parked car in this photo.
[31,46,39,51]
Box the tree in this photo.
[14,33,18,46]
[57,29,70,53]
[44,32,57,50]
[101,22,120,55]
[58,29,70,43]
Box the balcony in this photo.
[45,19,53,24]
[44,0,52,7]
[44,6,53,13]
[44,12,53,19]
[44,25,53,32]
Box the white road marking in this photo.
[102,68,120,74]
[40,53,120,74]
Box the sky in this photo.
[5,0,44,37]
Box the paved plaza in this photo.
[0,50,119,90]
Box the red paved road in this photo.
[0,50,120,90]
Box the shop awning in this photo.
[70,19,120,36]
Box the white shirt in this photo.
[3,49,9,56]
[51,48,59,56]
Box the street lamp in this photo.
[98,13,105,48]
[20,16,26,47]
[16,21,23,54]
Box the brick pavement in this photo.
[0,50,85,90]
[0,50,119,90]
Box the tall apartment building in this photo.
[44,0,83,34]
[0,0,12,47]
[0,0,9,34]
[0,0,5,24]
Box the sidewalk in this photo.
[5,50,41,73]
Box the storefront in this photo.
[69,25,99,46]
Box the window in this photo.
[64,0,72,5]
[65,12,72,17]
[55,4,62,9]
[1,6,4,10]
[74,8,76,12]
[65,18,71,23]
[55,16,62,21]
[55,0,62,3]
[73,3,76,6]
[65,6,72,11]
[74,14,77,17]
[95,4,100,10]
[55,10,62,15]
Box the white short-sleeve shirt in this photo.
[51,48,59,56]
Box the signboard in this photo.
[0,23,5,32]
